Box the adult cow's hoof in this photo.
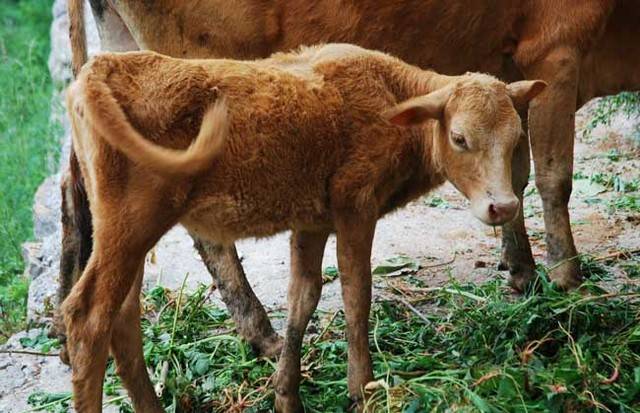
[252,332,284,358]
[58,343,71,365]
[274,390,304,413]
[509,272,536,294]
[548,260,583,290]
[48,314,71,365]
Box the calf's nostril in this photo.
[488,201,518,222]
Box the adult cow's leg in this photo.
[500,123,537,291]
[335,214,376,406]
[274,230,328,413]
[519,47,582,289]
[191,237,283,357]
[52,173,81,362]
[54,153,94,365]
[57,174,80,320]
[89,0,139,52]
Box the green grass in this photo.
[0,0,59,341]
[27,263,640,413]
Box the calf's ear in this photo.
[381,87,452,127]
[506,80,547,110]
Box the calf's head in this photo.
[384,74,546,226]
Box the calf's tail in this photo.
[82,73,229,177]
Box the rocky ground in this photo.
[1,1,639,411]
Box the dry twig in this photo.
[0,349,60,357]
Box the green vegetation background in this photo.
[0,0,59,340]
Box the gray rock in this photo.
[0,328,71,413]
[27,259,60,323]
[32,174,61,240]
[21,242,43,279]
[578,97,640,145]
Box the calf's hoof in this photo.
[352,397,376,413]
[548,260,582,290]
[274,391,304,413]
[253,332,284,358]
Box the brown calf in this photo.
[64,44,544,412]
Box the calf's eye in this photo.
[451,132,468,150]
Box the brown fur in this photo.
[63,45,543,411]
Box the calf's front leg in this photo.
[335,215,376,407]
[274,230,329,413]
[500,124,537,291]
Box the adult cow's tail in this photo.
[64,0,92,273]
[65,0,92,274]
[82,72,229,176]
[68,0,87,77]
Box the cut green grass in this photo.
[0,0,59,341]
[28,265,640,412]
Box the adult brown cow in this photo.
[60,0,640,358]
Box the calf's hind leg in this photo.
[63,209,171,412]
[274,230,329,413]
[192,237,283,357]
[109,262,164,412]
